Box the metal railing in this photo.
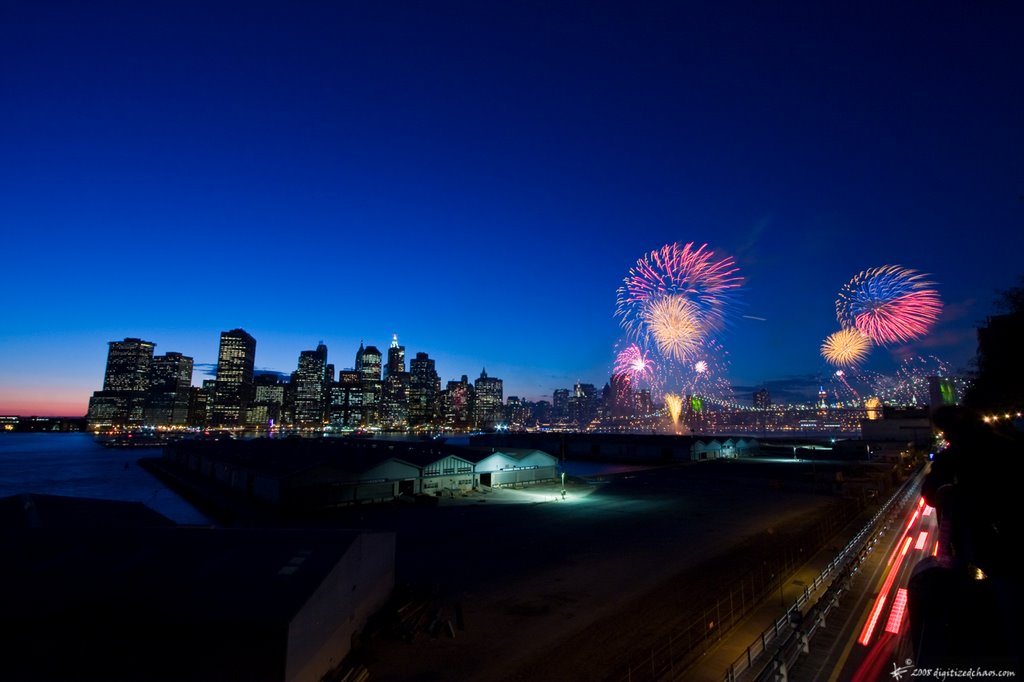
[725,473,923,682]
[612,495,866,682]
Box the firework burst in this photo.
[616,242,743,340]
[664,393,684,429]
[642,295,704,362]
[868,355,964,406]
[670,338,735,405]
[821,328,872,367]
[836,265,942,345]
[833,369,861,401]
[613,343,657,385]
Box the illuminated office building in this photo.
[144,352,194,426]
[330,370,364,429]
[211,329,256,427]
[247,375,285,428]
[754,389,771,409]
[473,368,503,429]
[443,375,473,430]
[408,352,440,428]
[294,343,329,428]
[86,338,157,429]
[385,334,405,378]
[355,343,382,426]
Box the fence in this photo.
[726,473,923,682]
[612,494,867,682]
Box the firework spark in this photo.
[642,295,704,362]
[613,343,657,384]
[833,369,861,400]
[616,242,743,340]
[868,355,964,406]
[821,328,872,367]
[664,393,684,429]
[836,266,942,345]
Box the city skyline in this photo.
[2,1,1022,416]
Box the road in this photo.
[787,476,940,682]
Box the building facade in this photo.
[294,343,329,428]
[210,329,257,427]
[408,352,440,428]
[144,352,194,427]
[86,338,157,429]
[473,368,503,429]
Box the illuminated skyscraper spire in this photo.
[386,333,405,378]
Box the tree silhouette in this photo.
[964,275,1024,413]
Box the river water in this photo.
[0,432,211,525]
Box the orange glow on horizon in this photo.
[0,387,90,417]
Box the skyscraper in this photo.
[211,328,256,427]
[607,373,635,417]
[753,388,771,409]
[102,338,157,393]
[473,368,503,429]
[571,382,598,427]
[385,334,405,378]
[86,338,157,429]
[443,375,473,430]
[356,343,382,382]
[294,343,328,428]
[329,370,363,429]
[144,352,194,426]
[552,388,570,423]
[248,374,285,428]
[408,352,440,428]
[356,343,382,427]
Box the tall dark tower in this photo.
[356,342,381,382]
[385,334,405,379]
[294,342,328,428]
[473,368,503,429]
[211,328,256,427]
[409,352,440,427]
[754,388,771,409]
[87,337,157,429]
[102,338,156,393]
[145,351,194,426]
[356,343,382,426]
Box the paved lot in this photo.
[323,460,859,682]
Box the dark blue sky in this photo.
[2,1,1022,415]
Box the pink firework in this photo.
[836,266,942,345]
[613,343,657,384]
[616,242,743,339]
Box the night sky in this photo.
[2,1,1022,416]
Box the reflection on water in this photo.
[0,432,211,525]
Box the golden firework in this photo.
[643,295,703,362]
[821,328,871,367]
[664,393,684,428]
